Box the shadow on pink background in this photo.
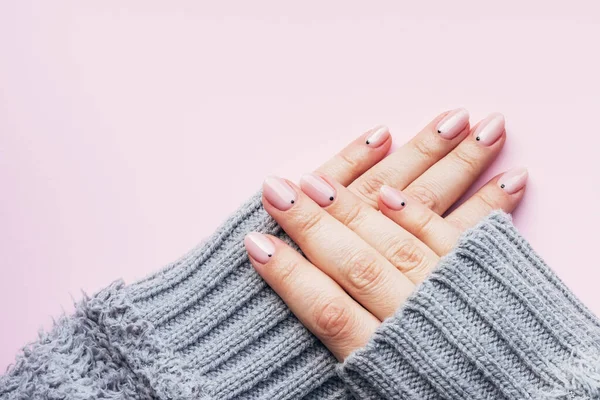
[1,1,599,371]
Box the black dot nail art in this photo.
[329,196,334,201]
[476,136,481,141]
[366,140,370,145]
[290,200,295,204]
[401,201,406,207]
[500,184,506,189]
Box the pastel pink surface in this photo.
[1,1,600,372]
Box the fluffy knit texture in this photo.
[1,190,600,399]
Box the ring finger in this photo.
[403,113,507,215]
[299,173,440,283]
[347,108,471,208]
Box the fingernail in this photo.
[436,108,470,139]
[300,173,336,207]
[365,125,390,147]
[263,176,297,211]
[498,167,528,194]
[474,113,505,146]
[379,185,407,211]
[244,232,275,264]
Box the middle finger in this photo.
[299,173,440,283]
[347,108,471,208]
[404,113,507,214]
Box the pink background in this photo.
[1,1,599,371]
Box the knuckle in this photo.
[387,239,426,273]
[276,259,301,287]
[450,149,480,175]
[336,151,361,174]
[474,191,500,211]
[353,170,390,203]
[411,209,436,238]
[412,138,438,161]
[313,297,354,341]
[294,210,324,238]
[346,250,385,291]
[339,202,368,231]
[408,184,440,210]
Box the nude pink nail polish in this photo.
[474,113,505,146]
[379,185,407,211]
[300,173,336,207]
[365,125,390,147]
[498,167,528,194]
[436,108,470,139]
[263,176,297,211]
[244,232,275,264]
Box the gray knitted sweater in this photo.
[1,191,600,399]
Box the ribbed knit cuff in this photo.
[338,211,600,399]
[99,191,349,400]
[4,189,599,400]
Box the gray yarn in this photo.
[339,212,600,399]
[1,191,599,399]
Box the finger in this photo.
[378,185,461,256]
[446,167,528,231]
[299,173,440,283]
[262,176,415,320]
[348,108,470,208]
[244,232,379,361]
[403,113,506,214]
[314,125,392,186]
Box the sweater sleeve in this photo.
[338,211,600,399]
[0,192,350,400]
[3,191,600,400]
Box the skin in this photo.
[245,110,526,361]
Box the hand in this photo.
[244,109,527,361]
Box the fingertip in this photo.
[315,125,392,186]
[436,108,471,140]
[379,185,407,211]
[458,107,470,117]
[473,112,506,146]
[364,125,391,148]
[262,175,298,211]
[432,109,453,125]
[300,173,338,207]
[498,166,529,195]
[244,231,276,265]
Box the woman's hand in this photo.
[244,109,527,361]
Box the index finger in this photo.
[245,232,380,361]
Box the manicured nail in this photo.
[244,232,276,264]
[498,167,528,194]
[474,113,505,146]
[300,173,336,207]
[379,185,407,211]
[365,125,390,147]
[436,108,470,139]
[263,176,297,211]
